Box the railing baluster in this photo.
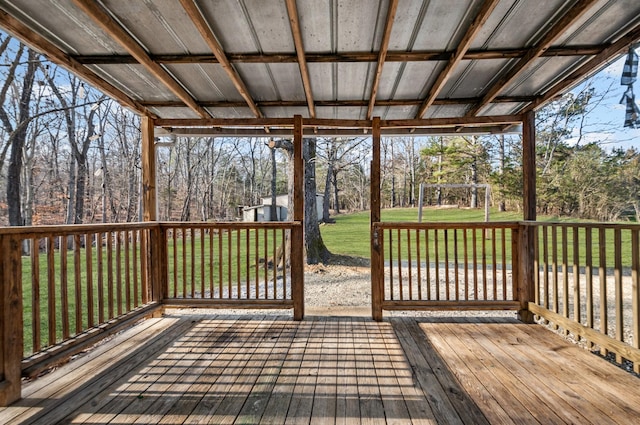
[31,237,41,353]
[125,231,131,311]
[562,226,569,335]
[585,227,593,349]
[254,228,259,299]
[454,229,459,301]
[573,226,581,327]
[444,228,449,300]
[132,231,138,308]
[425,228,431,300]
[416,229,422,300]
[47,237,56,347]
[542,226,549,312]
[492,228,497,301]
[272,228,276,300]
[472,229,478,300]
[96,233,104,323]
[246,229,251,299]
[263,228,267,299]
[389,228,394,301]
[464,228,469,301]
[202,228,206,298]
[552,226,559,328]
[407,229,413,300]
[210,228,215,298]
[615,228,623,363]
[501,228,506,300]
[116,231,122,316]
[434,229,440,301]
[73,234,82,334]
[482,229,487,301]
[191,228,196,298]
[398,228,403,301]
[61,235,69,340]
[599,227,608,355]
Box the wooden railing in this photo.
[529,222,640,373]
[0,220,303,405]
[372,222,521,314]
[159,222,296,309]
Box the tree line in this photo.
[1,33,639,229]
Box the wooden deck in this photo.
[1,314,639,424]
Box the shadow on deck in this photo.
[1,313,639,424]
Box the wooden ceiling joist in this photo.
[0,9,153,117]
[467,0,599,116]
[367,0,399,120]
[285,0,315,118]
[415,0,500,119]
[178,0,262,118]
[71,46,609,66]
[525,22,640,113]
[70,0,210,119]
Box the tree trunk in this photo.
[303,138,330,264]
[498,134,506,212]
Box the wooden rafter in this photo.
[0,9,153,118]
[285,0,315,118]
[178,0,262,118]
[367,0,399,120]
[70,0,210,119]
[467,0,599,116]
[525,22,640,113]
[73,45,609,65]
[415,0,500,119]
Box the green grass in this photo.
[321,207,523,258]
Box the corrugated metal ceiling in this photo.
[0,0,639,134]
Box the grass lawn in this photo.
[321,207,523,258]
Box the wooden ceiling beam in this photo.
[0,9,154,118]
[72,46,608,65]
[524,22,640,113]
[70,0,209,119]
[367,0,399,120]
[154,114,521,129]
[415,0,500,119]
[179,0,262,118]
[142,95,535,109]
[285,0,315,118]
[467,0,599,116]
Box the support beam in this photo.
[0,235,23,406]
[371,117,383,321]
[0,10,153,117]
[285,0,315,118]
[291,115,305,320]
[179,0,263,118]
[72,46,610,65]
[519,110,536,323]
[141,116,157,222]
[367,0,399,119]
[70,0,209,119]
[468,0,599,116]
[415,0,500,118]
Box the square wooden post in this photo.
[291,115,305,320]
[0,234,23,406]
[371,117,383,321]
[141,116,165,306]
[519,110,537,323]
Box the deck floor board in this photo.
[1,314,639,424]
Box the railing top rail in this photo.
[0,222,158,237]
[374,221,520,230]
[522,221,640,230]
[158,221,302,230]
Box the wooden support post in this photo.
[141,116,164,307]
[291,115,305,320]
[0,235,23,406]
[519,110,536,323]
[371,117,383,321]
[141,116,157,222]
